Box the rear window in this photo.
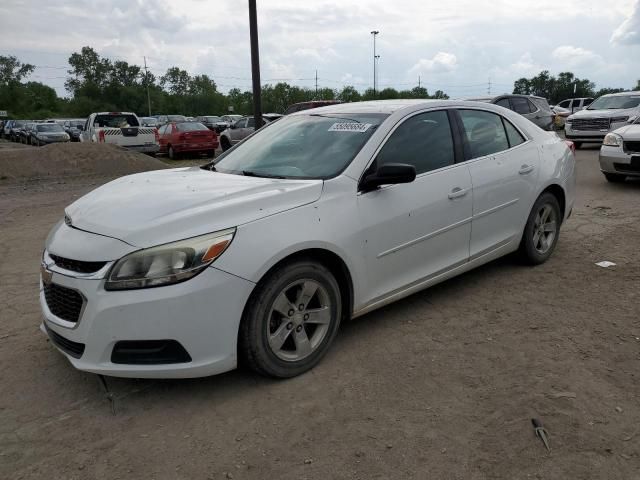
[94,114,139,128]
[168,115,187,122]
[176,122,209,132]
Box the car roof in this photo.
[601,91,640,97]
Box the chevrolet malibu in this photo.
[40,100,576,379]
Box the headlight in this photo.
[610,116,628,123]
[603,133,622,147]
[105,228,235,290]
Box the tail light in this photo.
[98,130,105,143]
[564,140,575,155]
[154,128,159,143]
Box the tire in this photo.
[239,259,342,378]
[604,172,626,183]
[519,192,562,265]
[220,136,231,152]
[573,142,582,149]
[168,145,177,160]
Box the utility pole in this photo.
[248,0,262,130]
[418,75,421,88]
[315,69,318,98]
[487,77,491,95]
[143,56,151,116]
[370,30,379,96]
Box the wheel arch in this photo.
[540,183,566,221]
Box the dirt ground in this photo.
[0,142,638,479]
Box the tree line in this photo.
[1,47,639,119]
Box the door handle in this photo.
[448,187,469,199]
[519,164,535,175]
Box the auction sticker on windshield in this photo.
[328,122,372,132]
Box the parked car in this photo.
[196,115,226,133]
[156,114,187,126]
[63,119,86,142]
[284,100,342,114]
[555,97,594,113]
[2,119,15,139]
[599,119,640,182]
[158,121,219,159]
[80,112,159,154]
[565,92,640,148]
[466,95,555,131]
[219,116,274,151]
[215,114,243,132]
[40,99,575,379]
[32,123,70,146]
[139,117,159,128]
[9,120,29,142]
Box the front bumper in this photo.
[37,137,70,144]
[41,265,255,378]
[599,146,640,177]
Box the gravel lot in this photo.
[0,142,638,479]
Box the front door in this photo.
[358,110,473,305]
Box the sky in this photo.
[0,0,639,98]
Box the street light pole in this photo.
[371,30,379,97]
[248,0,262,130]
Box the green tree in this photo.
[338,86,361,103]
[0,55,34,85]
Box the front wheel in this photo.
[168,145,177,160]
[603,172,626,183]
[239,260,342,378]
[220,137,231,152]
[519,192,561,265]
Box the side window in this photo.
[503,119,525,148]
[584,98,594,106]
[159,125,167,135]
[459,109,510,158]
[527,99,538,112]
[236,119,247,128]
[511,97,532,114]
[558,100,570,108]
[247,117,255,128]
[496,98,511,109]
[375,110,455,175]
[570,100,582,110]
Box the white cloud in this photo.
[340,73,364,85]
[409,52,457,75]
[551,45,604,67]
[509,52,541,75]
[611,0,640,44]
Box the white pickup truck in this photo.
[80,112,159,154]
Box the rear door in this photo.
[230,118,247,143]
[457,108,540,258]
[357,109,473,303]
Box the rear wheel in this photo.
[604,172,626,183]
[221,136,231,151]
[239,259,342,378]
[168,145,178,160]
[519,192,561,265]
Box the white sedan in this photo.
[40,100,576,379]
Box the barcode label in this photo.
[328,122,371,132]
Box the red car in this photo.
[158,121,219,159]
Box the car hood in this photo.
[612,123,640,139]
[66,167,323,248]
[568,107,638,120]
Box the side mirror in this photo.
[360,163,416,192]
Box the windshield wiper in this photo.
[242,170,286,179]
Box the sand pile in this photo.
[0,143,169,183]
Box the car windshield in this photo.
[70,121,84,128]
[14,120,27,127]
[587,95,640,110]
[211,113,388,179]
[204,116,221,122]
[37,124,64,132]
[168,115,186,122]
[176,122,208,132]
[94,114,139,127]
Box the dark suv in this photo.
[467,95,555,131]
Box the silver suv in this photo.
[467,95,555,131]
[565,91,640,148]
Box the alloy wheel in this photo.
[532,204,557,254]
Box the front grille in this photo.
[43,283,84,323]
[570,118,610,131]
[45,323,85,358]
[614,162,640,173]
[49,254,106,274]
[624,141,640,153]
